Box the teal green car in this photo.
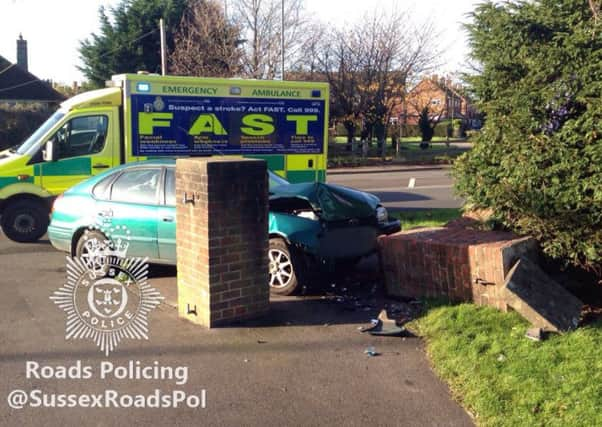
[49,160,400,295]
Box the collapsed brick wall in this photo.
[378,227,537,311]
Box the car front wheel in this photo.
[268,238,300,296]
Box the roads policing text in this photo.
[25,360,189,385]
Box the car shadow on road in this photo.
[145,255,421,329]
[224,257,420,329]
[148,264,177,278]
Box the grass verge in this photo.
[327,143,469,168]
[410,303,602,426]
[333,136,453,144]
[396,208,461,229]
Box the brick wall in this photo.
[176,158,269,327]
[378,227,537,311]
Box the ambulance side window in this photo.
[53,115,108,159]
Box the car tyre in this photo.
[1,199,49,243]
[268,238,300,296]
[74,229,109,269]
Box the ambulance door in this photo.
[38,108,120,194]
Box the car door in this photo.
[38,109,119,194]
[95,167,162,259]
[157,167,176,262]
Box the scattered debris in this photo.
[244,358,250,363]
[525,327,544,342]
[359,319,379,331]
[504,257,583,332]
[361,310,408,337]
[497,354,506,362]
[257,340,267,344]
[364,346,380,357]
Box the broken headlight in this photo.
[376,206,388,224]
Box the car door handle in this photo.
[162,216,174,222]
[98,210,113,217]
[93,163,110,169]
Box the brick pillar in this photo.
[176,157,269,327]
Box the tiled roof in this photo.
[0,55,64,102]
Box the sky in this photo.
[0,0,480,84]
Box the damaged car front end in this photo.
[268,178,401,295]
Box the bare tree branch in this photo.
[231,0,306,79]
[309,6,441,146]
[589,0,600,22]
[169,0,242,77]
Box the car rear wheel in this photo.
[75,229,109,271]
[0,200,49,243]
[268,238,300,296]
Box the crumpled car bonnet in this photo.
[269,182,379,222]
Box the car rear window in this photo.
[110,168,161,205]
[92,174,116,200]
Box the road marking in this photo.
[408,178,416,188]
[412,184,454,189]
[364,184,454,191]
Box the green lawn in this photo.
[410,303,602,427]
[396,208,461,229]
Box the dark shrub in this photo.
[0,105,53,150]
[454,0,602,274]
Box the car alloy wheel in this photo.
[267,238,300,295]
[269,247,293,289]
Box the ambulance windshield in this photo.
[15,110,65,155]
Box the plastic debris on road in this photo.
[364,346,380,357]
[360,309,408,337]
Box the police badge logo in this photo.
[50,226,163,356]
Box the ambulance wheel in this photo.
[268,238,300,296]
[1,200,49,243]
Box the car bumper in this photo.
[313,219,400,259]
[378,218,401,235]
[48,223,73,253]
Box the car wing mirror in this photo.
[43,138,58,162]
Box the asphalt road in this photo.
[0,230,472,426]
[328,165,461,210]
[0,166,470,426]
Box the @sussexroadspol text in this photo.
[6,360,206,410]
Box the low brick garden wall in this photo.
[378,227,536,311]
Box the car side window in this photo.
[92,173,117,200]
[53,115,108,159]
[164,168,176,206]
[110,168,161,205]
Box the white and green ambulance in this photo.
[0,74,329,242]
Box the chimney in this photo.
[16,34,28,71]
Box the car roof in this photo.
[67,158,287,196]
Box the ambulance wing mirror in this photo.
[43,138,58,162]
